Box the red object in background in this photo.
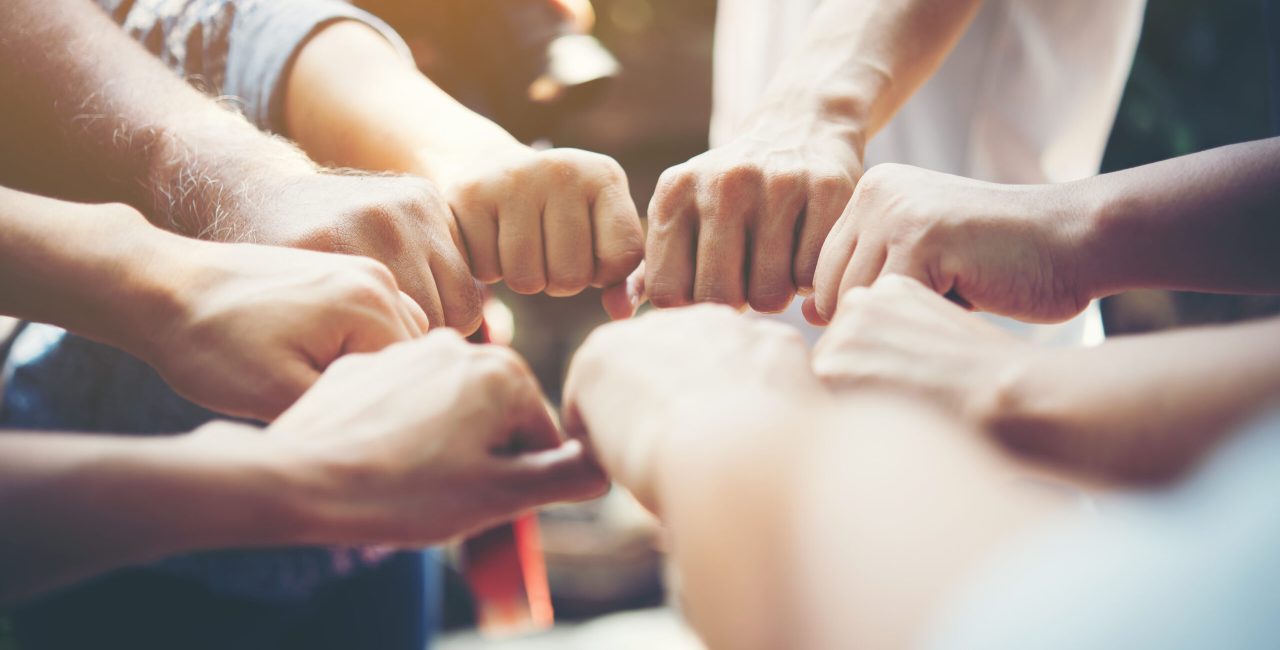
[461,515,555,636]
[462,321,555,637]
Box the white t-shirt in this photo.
[714,0,1147,345]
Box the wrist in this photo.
[1067,174,1135,301]
[159,421,317,550]
[412,132,527,189]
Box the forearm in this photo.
[1080,138,1280,297]
[284,20,520,183]
[0,422,302,606]
[744,0,983,145]
[0,0,310,227]
[652,394,1059,649]
[0,187,185,356]
[986,316,1280,483]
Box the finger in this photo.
[645,172,696,308]
[490,351,563,452]
[601,283,634,320]
[590,182,644,289]
[452,200,502,284]
[397,290,430,335]
[497,439,609,506]
[836,239,889,302]
[393,252,447,331]
[498,196,547,295]
[748,187,804,313]
[801,296,827,326]
[429,242,485,334]
[693,194,751,308]
[246,357,323,423]
[812,211,860,323]
[544,185,595,297]
[794,175,855,293]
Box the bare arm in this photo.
[0,185,431,421]
[0,424,299,606]
[813,276,1280,484]
[642,0,982,313]
[0,0,483,331]
[809,138,1280,324]
[987,314,1280,483]
[1,332,604,607]
[563,306,1061,648]
[284,20,643,312]
[0,0,311,223]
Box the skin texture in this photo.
[284,20,643,317]
[0,186,431,421]
[0,0,482,333]
[637,0,982,314]
[563,307,1063,649]
[0,331,607,607]
[814,276,1280,484]
[807,138,1280,323]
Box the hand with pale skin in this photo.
[284,20,644,317]
[561,304,1063,649]
[0,186,429,422]
[807,139,1280,325]
[0,331,606,606]
[268,330,608,546]
[814,275,1280,484]
[805,164,1095,326]
[632,0,984,314]
[812,274,1034,420]
[563,305,821,511]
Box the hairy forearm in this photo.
[746,0,983,144]
[0,423,301,606]
[987,316,1280,484]
[1081,138,1280,297]
[284,20,519,183]
[0,0,313,237]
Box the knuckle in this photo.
[810,172,855,204]
[547,271,592,296]
[749,283,797,314]
[647,281,692,308]
[649,168,696,220]
[505,272,548,295]
[765,169,806,198]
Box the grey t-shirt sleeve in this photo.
[96,0,413,133]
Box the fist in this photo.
[807,164,1093,326]
[442,146,644,304]
[643,132,861,312]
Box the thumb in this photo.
[500,439,609,506]
[601,262,647,320]
[254,357,323,423]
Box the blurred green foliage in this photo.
[1101,0,1280,330]
[1103,0,1274,171]
[0,617,14,650]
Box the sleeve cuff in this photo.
[223,1,414,134]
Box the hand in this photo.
[562,305,821,511]
[434,144,644,315]
[642,117,863,313]
[806,164,1094,326]
[812,275,1036,424]
[139,239,430,422]
[234,172,486,333]
[268,330,607,546]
